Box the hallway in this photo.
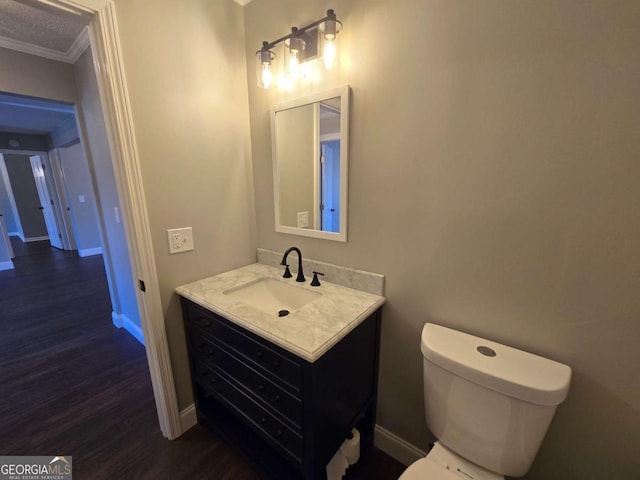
[0,238,260,479]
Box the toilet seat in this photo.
[398,457,460,480]
[398,443,504,480]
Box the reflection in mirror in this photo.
[271,86,350,242]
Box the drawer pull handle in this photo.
[260,417,267,424]
[272,360,280,369]
[258,384,265,392]
[273,394,281,402]
[276,429,283,437]
[198,344,215,356]
[197,318,212,327]
[256,351,263,359]
[209,377,217,384]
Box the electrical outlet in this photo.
[167,227,194,254]
[297,211,309,228]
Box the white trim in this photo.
[0,260,15,271]
[180,404,198,433]
[78,246,102,257]
[35,0,181,440]
[0,27,90,64]
[232,0,253,5]
[67,27,91,63]
[112,312,145,346]
[122,315,145,345]
[0,154,25,240]
[0,35,71,63]
[271,85,350,242]
[111,310,123,327]
[84,1,181,438]
[24,236,50,242]
[374,425,427,467]
[8,232,19,237]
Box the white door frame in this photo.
[37,0,181,439]
[47,148,78,251]
[0,153,25,239]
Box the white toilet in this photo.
[399,323,571,480]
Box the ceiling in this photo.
[0,1,86,137]
[0,0,88,64]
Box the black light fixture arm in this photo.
[257,9,340,53]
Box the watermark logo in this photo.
[0,456,72,480]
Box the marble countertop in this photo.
[175,263,385,362]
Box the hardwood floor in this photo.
[0,238,406,479]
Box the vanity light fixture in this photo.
[255,9,343,90]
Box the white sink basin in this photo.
[223,277,322,316]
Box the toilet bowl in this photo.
[399,323,571,479]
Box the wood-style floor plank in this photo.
[0,238,406,479]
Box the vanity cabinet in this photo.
[181,298,382,480]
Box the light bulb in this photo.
[323,39,337,70]
[289,51,300,80]
[261,63,273,89]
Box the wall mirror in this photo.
[271,85,350,242]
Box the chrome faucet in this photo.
[280,247,305,282]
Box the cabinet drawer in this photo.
[189,327,302,429]
[186,302,302,394]
[193,359,303,464]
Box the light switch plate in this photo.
[297,211,309,228]
[167,227,194,254]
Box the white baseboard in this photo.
[111,311,123,328]
[112,312,145,346]
[180,404,197,433]
[374,424,426,467]
[78,247,103,257]
[0,260,14,271]
[24,236,49,242]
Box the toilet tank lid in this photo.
[421,323,571,406]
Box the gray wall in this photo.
[49,117,80,149]
[57,142,101,254]
[112,0,255,406]
[244,1,640,478]
[0,46,76,103]
[3,154,47,239]
[0,132,49,151]
[73,48,141,330]
[276,103,315,227]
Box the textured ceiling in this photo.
[0,0,87,53]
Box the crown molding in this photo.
[0,26,89,64]
[233,0,253,5]
[67,26,90,62]
[0,35,69,63]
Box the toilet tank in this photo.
[421,323,571,477]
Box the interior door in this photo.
[29,155,63,249]
[320,140,340,233]
[0,213,13,259]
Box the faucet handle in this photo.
[283,265,292,279]
[310,271,324,287]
